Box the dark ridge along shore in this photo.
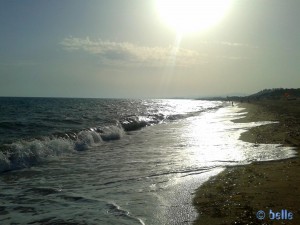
[193,99,300,225]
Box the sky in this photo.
[0,0,299,98]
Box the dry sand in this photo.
[193,100,300,225]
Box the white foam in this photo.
[75,130,102,151]
[99,123,125,141]
[1,138,74,172]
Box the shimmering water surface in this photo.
[0,98,296,224]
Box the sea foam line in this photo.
[0,124,124,173]
[0,105,225,173]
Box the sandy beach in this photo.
[193,100,300,224]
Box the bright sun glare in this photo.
[156,0,232,35]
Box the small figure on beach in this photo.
[232,101,234,106]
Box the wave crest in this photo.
[0,105,223,173]
[1,138,74,172]
[0,123,126,172]
[75,130,102,151]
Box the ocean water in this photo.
[0,97,297,225]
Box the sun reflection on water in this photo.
[179,106,296,168]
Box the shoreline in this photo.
[193,100,300,224]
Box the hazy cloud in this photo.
[60,37,252,68]
[60,37,206,67]
[199,40,259,49]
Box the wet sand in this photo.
[193,100,300,225]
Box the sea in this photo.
[0,97,297,225]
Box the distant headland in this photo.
[197,88,300,101]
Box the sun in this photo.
[156,0,232,35]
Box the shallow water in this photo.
[0,98,296,224]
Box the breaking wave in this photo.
[0,124,125,173]
[0,105,223,173]
[0,138,74,172]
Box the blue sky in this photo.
[0,0,299,98]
